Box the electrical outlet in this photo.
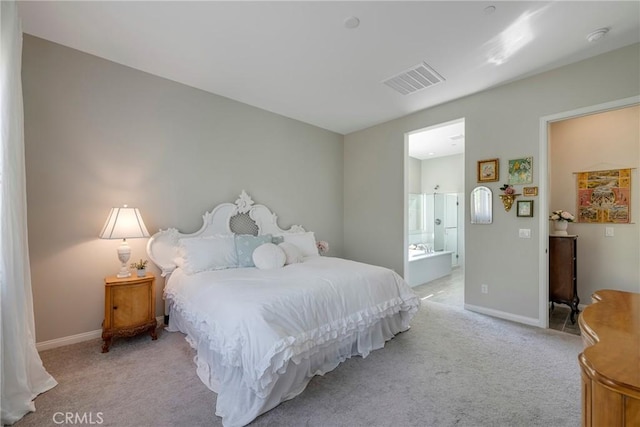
[481,284,488,294]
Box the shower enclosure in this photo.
[408,192,459,264]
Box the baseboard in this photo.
[36,316,165,352]
[464,303,542,328]
[36,329,102,351]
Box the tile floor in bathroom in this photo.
[411,267,580,336]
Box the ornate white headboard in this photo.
[146,190,306,276]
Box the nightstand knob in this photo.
[113,306,118,310]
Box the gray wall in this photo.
[344,43,640,322]
[22,36,344,343]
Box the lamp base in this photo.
[117,240,132,278]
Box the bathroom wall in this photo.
[408,156,422,193]
[420,154,465,266]
[421,154,464,194]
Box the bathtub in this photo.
[407,250,452,287]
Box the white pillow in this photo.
[278,242,303,265]
[252,243,286,270]
[178,235,237,274]
[283,231,318,257]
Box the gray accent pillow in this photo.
[235,234,273,268]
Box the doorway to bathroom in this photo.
[406,118,465,307]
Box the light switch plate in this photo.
[519,229,531,238]
[605,227,614,237]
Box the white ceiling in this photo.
[408,119,465,160]
[17,1,640,135]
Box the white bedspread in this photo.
[165,256,420,426]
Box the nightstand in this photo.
[102,273,157,353]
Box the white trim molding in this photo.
[465,303,540,327]
[36,316,165,351]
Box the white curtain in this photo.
[1,1,57,424]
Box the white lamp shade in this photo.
[99,206,150,240]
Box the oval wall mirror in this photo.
[470,186,492,224]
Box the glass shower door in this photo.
[444,193,458,266]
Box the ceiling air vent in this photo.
[382,62,445,95]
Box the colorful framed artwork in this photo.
[477,158,499,182]
[508,157,533,185]
[576,168,631,223]
[523,186,538,197]
[517,200,533,217]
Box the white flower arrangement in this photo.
[316,240,329,254]
[549,210,575,222]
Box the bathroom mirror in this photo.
[470,186,492,224]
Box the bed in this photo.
[146,191,420,426]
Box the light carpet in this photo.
[15,301,583,427]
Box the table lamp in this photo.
[99,205,150,278]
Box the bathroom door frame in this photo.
[403,117,465,283]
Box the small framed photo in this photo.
[523,186,538,197]
[477,158,499,182]
[517,200,534,217]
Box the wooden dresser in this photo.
[549,235,580,323]
[578,290,640,426]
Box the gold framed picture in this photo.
[523,186,538,197]
[477,158,499,182]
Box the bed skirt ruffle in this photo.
[167,300,415,427]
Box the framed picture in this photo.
[477,158,499,182]
[576,168,631,223]
[517,200,534,217]
[508,157,533,184]
[523,186,538,196]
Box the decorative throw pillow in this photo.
[178,234,238,274]
[235,234,273,268]
[283,231,318,257]
[278,241,303,265]
[252,243,286,270]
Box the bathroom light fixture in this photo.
[587,27,609,43]
[100,205,150,278]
